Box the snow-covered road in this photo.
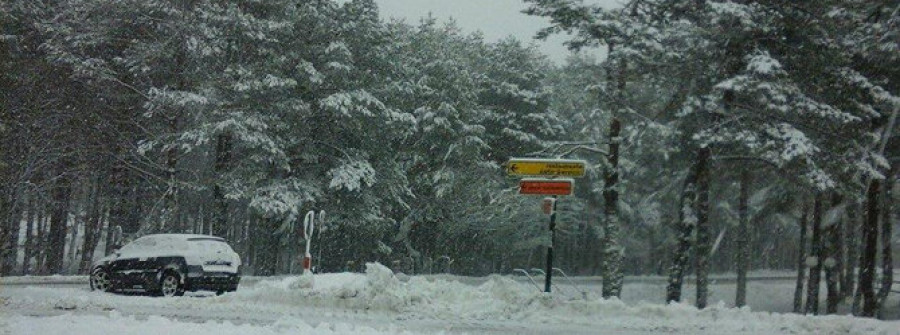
[2,264,898,335]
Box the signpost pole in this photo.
[303,211,315,274]
[544,196,558,293]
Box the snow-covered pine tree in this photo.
[378,17,564,273]
[525,0,678,299]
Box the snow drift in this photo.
[224,263,896,334]
[7,312,428,335]
[3,263,897,334]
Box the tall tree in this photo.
[735,168,751,307]
[876,168,894,319]
[694,147,712,309]
[859,180,879,317]
[793,201,809,313]
[843,203,859,298]
[824,194,843,314]
[805,194,823,315]
[46,172,72,274]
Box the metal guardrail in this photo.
[873,278,900,294]
[508,267,586,299]
[553,268,587,299]
[529,268,564,294]
[512,269,542,293]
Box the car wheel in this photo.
[159,271,184,297]
[90,268,113,292]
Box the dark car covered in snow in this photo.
[90,234,241,297]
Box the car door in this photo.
[107,236,161,287]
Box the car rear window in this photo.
[118,236,191,256]
[187,238,234,254]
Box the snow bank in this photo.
[0,275,88,285]
[3,264,897,334]
[227,263,546,319]
[226,263,898,335]
[6,312,433,335]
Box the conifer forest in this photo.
[1,0,898,319]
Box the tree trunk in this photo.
[735,169,750,308]
[0,184,10,276]
[585,195,602,276]
[212,133,232,238]
[825,194,841,314]
[601,42,625,299]
[22,195,35,275]
[845,203,859,300]
[793,200,809,313]
[109,159,135,238]
[694,147,711,309]
[66,194,81,273]
[859,180,879,317]
[734,168,751,307]
[163,115,179,232]
[2,199,23,275]
[35,207,46,274]
[47,176,72,275]
[602,118,623,298]
[79,180,102,274]
[255,216,279,276]
[805,193,823,315]
[104,211,117,257]
[666,161,700,303]
[834,200,845,297]
[162,25,193,233]
[876,170,894,319]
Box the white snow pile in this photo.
[226,262,541,319]
[225,263,898,335]
[3,264,898,334]
[0,275,88,285]
[6,312,430,335]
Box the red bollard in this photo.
[302,255,312,272]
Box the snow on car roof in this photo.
[112,234,239,269]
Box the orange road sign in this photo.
[519,178,574,196]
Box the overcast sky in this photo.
[372,0,622,64]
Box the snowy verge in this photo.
[0,275,282,286]
[0,275,88,285]
[2,263,898,335]
[6,312,435,335]
[223,263,898,335]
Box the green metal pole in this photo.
[545,196,558,293]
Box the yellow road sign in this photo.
[507,158,586,178]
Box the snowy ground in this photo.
[2,264,898,335]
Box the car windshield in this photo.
[117,237,158,254]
